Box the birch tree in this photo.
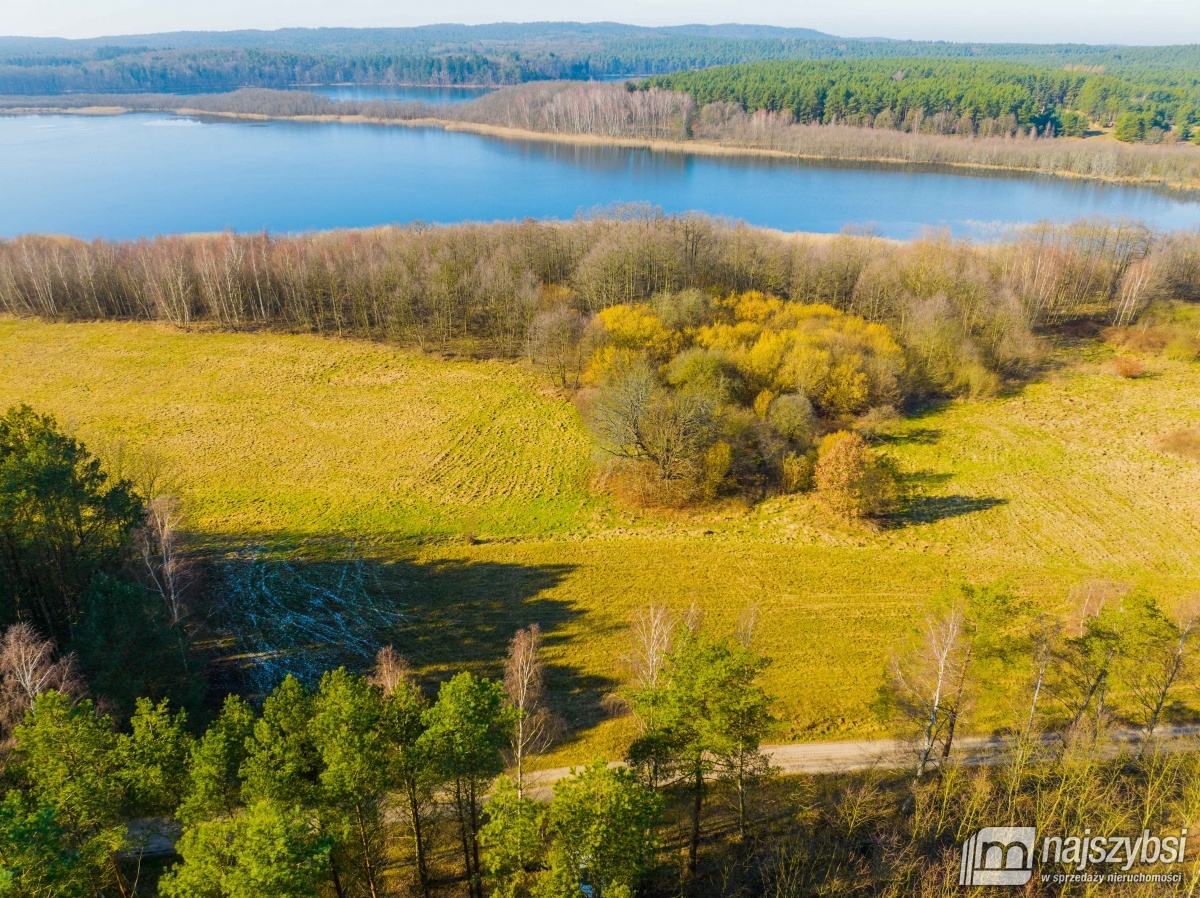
[0,622,85,735]
[503,625,560,799]
[1121,593,1200,741]
[888,607,967,783]
[135,495,194,628]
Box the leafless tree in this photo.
[627,603,675,693]
[1053,582,1127,742]
[1126,594,1200,742]
[681,599,705,637]
[0,623,85,735]
[90,435,182,502]
[1023,614,1061,740]
[1113,255,1159,326]
[589,361,714,482]
[736,603,761,648]
[502,625,561,798]
[135,495,194,628]
[526,303,589,389]
[368,644,413,696]
[887,607,967,784]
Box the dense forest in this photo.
[0,47,540,94]
[644,58,1200,141]
[2,23,1200,96]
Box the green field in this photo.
[3,317,1198,762]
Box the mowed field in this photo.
[3,317,1199,762]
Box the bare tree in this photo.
[89,435,181,503]
[736,602,761,648]
[1023,614,1061,740]
[368,644,413,695]
[502,625,560,798]
[886,607,967,785]
[589,361,715,482]
[126,448,183,504]
[1113,254,1159,327]
[627,603,675,693]
[135,495,194,628]
[1054,582,1127,741]
[526,303,588,389]
[1124,594,1200,742]
[0,623,85,735]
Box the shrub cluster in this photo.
[583,291,904,504]
[1103,299,1200,363]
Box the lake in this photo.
[2,112,1199,240]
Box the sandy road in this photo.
[525,725,1200,795]
[522,737,921,796]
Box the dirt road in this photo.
[526,725,1200,794]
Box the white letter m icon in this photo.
[959,827,1037,886]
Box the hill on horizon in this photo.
[4,22,1198,54]
[1,22,1197,96]
[0,23,840,54]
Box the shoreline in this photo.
[4,103,1200,194]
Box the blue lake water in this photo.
[2,112,1199,240]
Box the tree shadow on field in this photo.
[898,494,1008,525]
[197,537,617,732]
[873,426,942,447]
[882,471,1007,528]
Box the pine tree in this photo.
[421,672,516,898]
[537,760,661,898]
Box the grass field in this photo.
[3,316,1198,763]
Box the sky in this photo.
[1,0,1197,45]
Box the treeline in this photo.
[4,24,1200,95]
[458,82,695,139]
[457,80,1200,185]
[644,58,1200,142]
[7,214,1198,500]
[685,104,1200,187]
[0,87,437,118]
[2,214,1193,360]
[0,48,549,95]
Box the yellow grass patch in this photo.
[3,317,1199,763]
